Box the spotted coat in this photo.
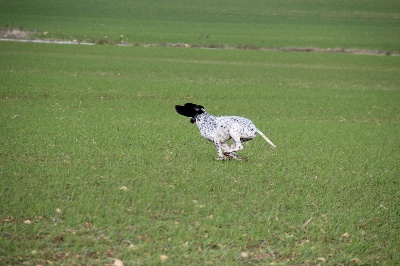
[175,103,276,160]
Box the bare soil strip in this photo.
[1,36,398,56]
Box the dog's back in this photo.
[195,114,257,142]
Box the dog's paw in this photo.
[217,154,242,161]
[223,152,241,161]
[217,156,228,161]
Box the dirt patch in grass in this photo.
[1,27,32,39]
[151,43,399,56]
[0,31,398,56]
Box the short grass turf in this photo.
[0,42,399,265]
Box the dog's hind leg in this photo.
[225,135,244,154]
[221,143,230,152]
[220,142,239,159]
[215,141,240,160]
[226,141,243,153]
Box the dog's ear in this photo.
[184,103,196,107]
[175,104,197,117]
[176,103,205,117]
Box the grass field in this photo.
[1,0,400,265]
[1,0,400,51]
[1,42,399,265]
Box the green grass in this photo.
[1,42,399,264]
[1,0,399,51]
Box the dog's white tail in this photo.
[256,130,276,148]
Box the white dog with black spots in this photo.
[175,103,276,160]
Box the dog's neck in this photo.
[190,112,208,123]
[190,113,200,123]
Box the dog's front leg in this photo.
[214,141,226,160]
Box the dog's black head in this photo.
[175,103,205,123]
